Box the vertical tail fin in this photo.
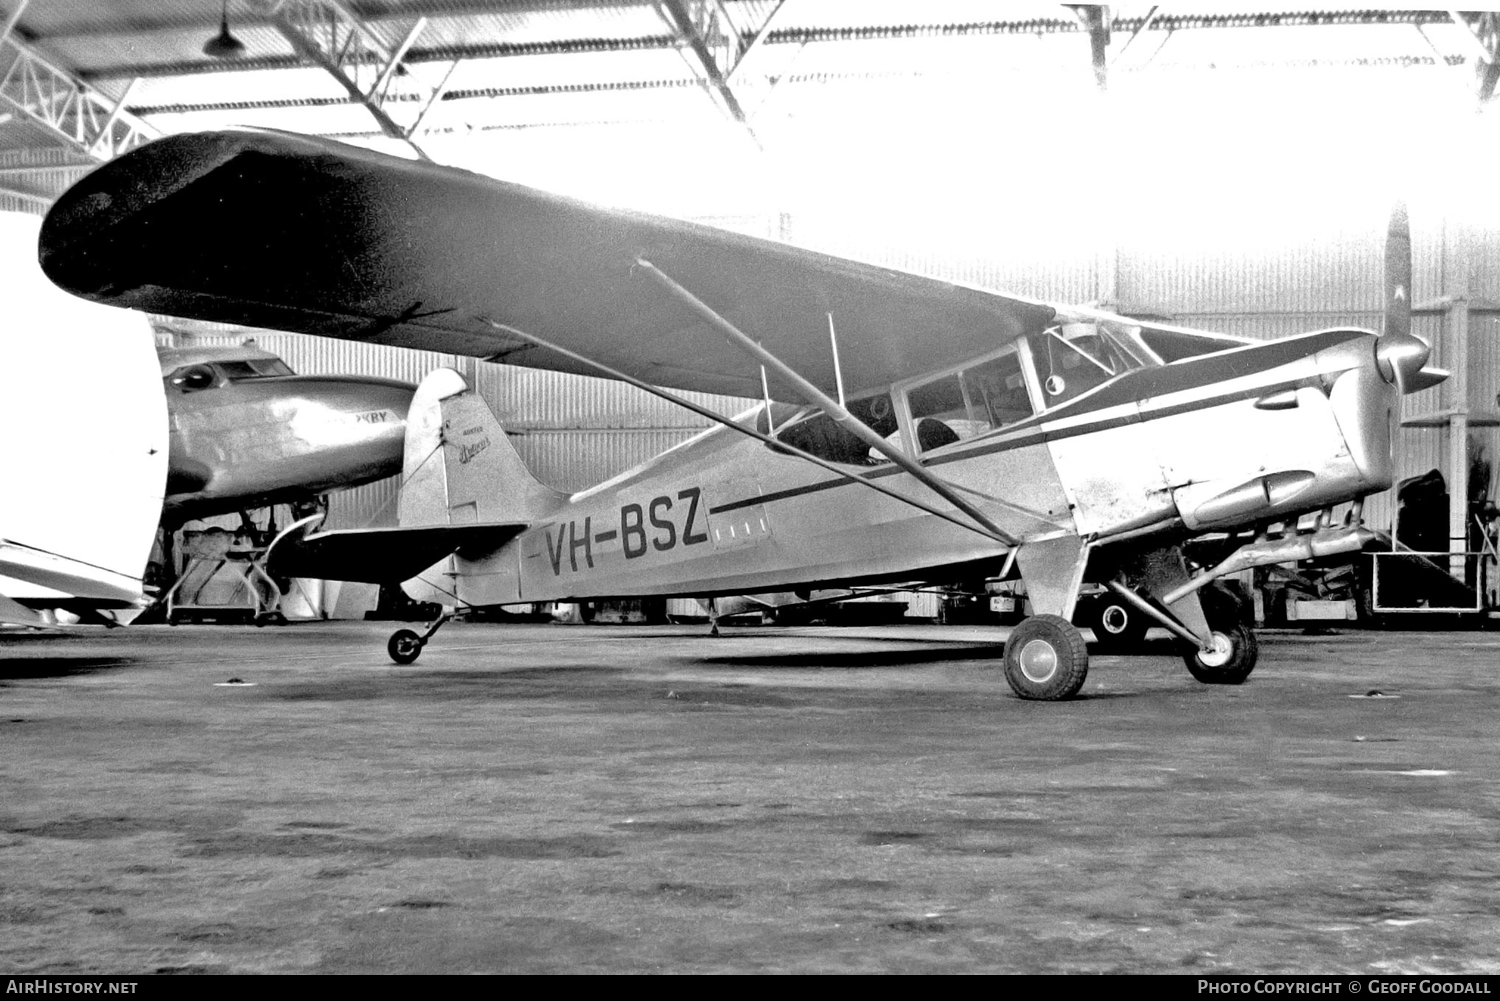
[399,368,565,529]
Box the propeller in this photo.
[1375,200,1431,394]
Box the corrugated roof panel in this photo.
[39,25,297,77]
[422,82,724,131]
[1143,21,1458,69]
[432,46,697,90]
[767,0,1070,32]
[129,65,349,109]
[142,103,397,137]
[15,1,214,36]
[406,3,674,48]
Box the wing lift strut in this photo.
[476,316,1012,555]
[471,259,1073,577]
[632,258,1054,555]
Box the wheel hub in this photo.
[1018,638,1059,683]
[1196,632,1234,668]
[1100,605,1129,635]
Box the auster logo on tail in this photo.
[457,437,491,465]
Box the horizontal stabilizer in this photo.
[267,516,528,585]
[0,538,144,606]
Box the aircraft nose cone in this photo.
[1375,329,1429,394]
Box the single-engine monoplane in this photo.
[38,130,1444,697]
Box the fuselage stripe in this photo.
[706,375,1315,517]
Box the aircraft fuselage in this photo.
[164,369,414,523]
[424,327,1393,607]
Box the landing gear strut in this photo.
[387,611,454,665]
[1104,578,1259,685]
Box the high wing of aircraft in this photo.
[39,130,1445,698]
[1,212,167,628]
[39,129,1061,401]
[157,342,415,524]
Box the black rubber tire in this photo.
[1208,580,1254,626]
[387,628,424,665]
[1003,613,1090,701]
[1085,595,1149,649]
[1182,586,1258,684]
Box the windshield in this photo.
[1032,321,1148,407]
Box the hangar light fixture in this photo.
[203,1,246,60]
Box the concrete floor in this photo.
[1,619,1499,974]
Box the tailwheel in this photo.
[1182,584,1258,685]
[387,628,424,665]
[1003,614,1089,701]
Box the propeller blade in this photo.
[1384,200,1412,342]
[1376,199,1429,394]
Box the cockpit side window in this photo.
[251,357,294,376]
[218,358,294,380]
[771,393,898,466]
[905,349,1033,452]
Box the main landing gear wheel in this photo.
[1084,595,1148,650]
[1003,614,1090,701]
[1182,586,1258,685]
[388,628,424,665]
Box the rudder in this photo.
[399,368,565,529]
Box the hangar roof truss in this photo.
[0,4,1496,162]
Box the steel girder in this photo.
[248,0,447,157]
[1453,10,1500,103]
[657,0,786,135]
[0,23,155,162]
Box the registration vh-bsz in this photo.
[38,130,1443,699]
